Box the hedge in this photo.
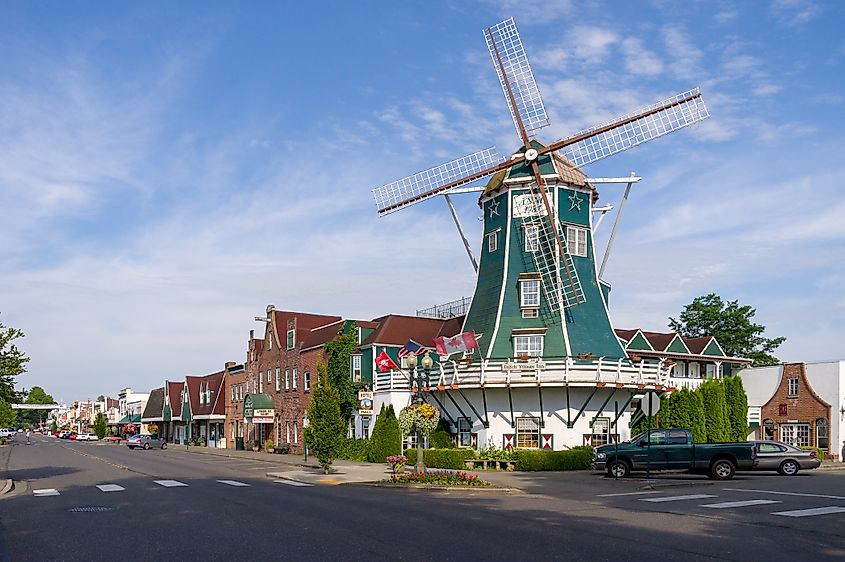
[404,448,477,469]
[337,438,370,462]
[513,447,594,471]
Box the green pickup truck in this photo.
[592,428,757,480]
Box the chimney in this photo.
[225,361,236,369]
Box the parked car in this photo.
[126,434,167,450]
[67,432,79,440]
[0,429,14,438]
[746,440,821,475]
[593,428,758,480]
[76,433,99,441]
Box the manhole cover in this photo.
[68,506,119,513]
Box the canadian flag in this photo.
[433,332,479,357]
[375,350,399,372]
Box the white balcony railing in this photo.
[374,357,672,392]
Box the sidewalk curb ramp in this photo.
[0,479,14,496]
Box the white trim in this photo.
[556,186,572,356]
[485,193,511,361]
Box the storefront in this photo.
[243,393,275,449]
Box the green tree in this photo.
[724,376,749,441]
[688,389,707,443]
[367,404,401,462]
[303,362,346,473]
[699,380,730,442]
[669,293,785,367]
[0,317,30,404]
[0,399,16,427]
[325,322,361,421]
[21,386,55,427]
[429,417,453,449]
[50,420,57,433]
[93,412,108,439]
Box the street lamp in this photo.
[407,352,434,474]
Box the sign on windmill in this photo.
[370,16,709,318]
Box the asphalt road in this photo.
[1,435,844,561]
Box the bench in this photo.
[273,443,291,454]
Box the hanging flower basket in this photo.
[398,404,440,438]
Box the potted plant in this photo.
[265,439,274,453]
[386,454,407,474]
[252,439,260,452]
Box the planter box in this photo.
[464,459,516,471]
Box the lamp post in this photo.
[407,352,433,474]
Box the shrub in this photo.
[513,447,594,471]
[405,448,477,469]
[337,438,370,461]
[265,439,274,451]
[799,446,825,461]
[429,418,453,449]
[387,470,491,487]
[368,404,401,463]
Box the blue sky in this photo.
[2,1,843,402]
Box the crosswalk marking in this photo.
[154,480,188,488]
[32,488,60,497]
[97,484,125,493]
[772,506,845,518]
[217,480,250,487]
[641,494,718,503]
[724,488,845,501]
[274,479,314,487]
[597,491,661,497]
[701,499,781,509]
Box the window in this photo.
[705,364,716,379]
[487,231,498,252]
[524,225,539,252]
[780,423,810,447]
[285,421,291,444]
[673,362,686,378]
[304,372,311,392]
[522,308,538,319]
[516,417,540,449]
[259,377,263,393]
[520,279,540,308]
[275,368,280,391]
[293,421,299,444]
[362,417,370,439]
[816,419,829,449]
[287,329,295,349]
[292,368,298,390]
[231,387,235,402]
[285,369,290,391]
[591,418,610,447]
[268,335,272,350]
[787,377,799,397]
[267,370,272,383]
[514,335,543,358]
[565,226,587,257]
[668,429,688,445]
[350,355,362,382]
[689,363,700,379]
[457,418,472,448]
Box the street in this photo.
[1,436,844,561]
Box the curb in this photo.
[345,481,523,493]
[0,479,13,496]
[185,447,321,469]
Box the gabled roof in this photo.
[361,314,465,348]
[482,141,589,199]
[166,381,184,418]
[616,328,751,363]
[614,329,638,343]
[640,331,680,352]
[185,371,226,417]
[270,310,343,351]
[301,319,382,351]
[682,336,713,355]
[141,387,165,421]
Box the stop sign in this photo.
[644,391,661,416]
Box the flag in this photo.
[398,339,427,359]
[375,349,399,372]
[433,331,479,357]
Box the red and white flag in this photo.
[375,349,399,372]
[433,332,479,357]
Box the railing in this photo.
[374,357,671,392]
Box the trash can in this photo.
[235,437,244,451]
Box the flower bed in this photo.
[386,469,492,487]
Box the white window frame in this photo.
[286,329,295,349]
[705,364,716,379]
[780,423,810,448]
[565,225,587,257]
[524,225,539,252]
[292,368,298,390]
[487,231,498,253]
[350,355,362,383]
[275,368,280,391]
[514,335,543,358]
[259,377,263,394]
[293,421,299,444]
[520,279,540,308]
[787,377,799,397]
[267,369,272,383]
[457,417,472,448]
[516,417,540,449]
[285,369,290,391]
[304,371,311,392]
[689,363,700,379]
[268,335,272,350]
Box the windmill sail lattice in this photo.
[519,185,586,311]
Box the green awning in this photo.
[117,414,141,424]
[244,393,275,417]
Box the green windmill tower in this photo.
[372,17,709,364]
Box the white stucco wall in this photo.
[805,361,844,462]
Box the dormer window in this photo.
[287,329,295,350]
[524,225,539,252]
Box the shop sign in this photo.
[502,361,546,371]
[253,408,274,418]
[358,391,373,416]
[244,396,254,418]
[252,416,274,424]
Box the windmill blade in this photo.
[372,147,506,216]
[552,88,709,168]
[485,17,550,139]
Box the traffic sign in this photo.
[644,391,661,416]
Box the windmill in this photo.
[371,17,708,361]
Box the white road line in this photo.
[597,491,661,497]
[217,480,250,487]
[96,484,125,493]
[701,499,781,509]
[246,466,276,470]
[641,494,718,503]
[772,506,845,518]
[32,489,60,497]
[274,480,314,487]
[154,480,188,488]
[723,488,845,501]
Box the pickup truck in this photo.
[592,428,757,480]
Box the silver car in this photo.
[750,440,821,475]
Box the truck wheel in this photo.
[607,459,630,478]
[709,459,736,480]
[161,442,167,450]
[778,460,799,476]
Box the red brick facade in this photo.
[760,363,832,456]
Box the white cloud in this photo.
[662,27,703,80]
[770,0,822,27]
[620,38,664,76]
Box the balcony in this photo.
[374,357,673,392]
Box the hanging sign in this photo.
[358,391,373,416]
